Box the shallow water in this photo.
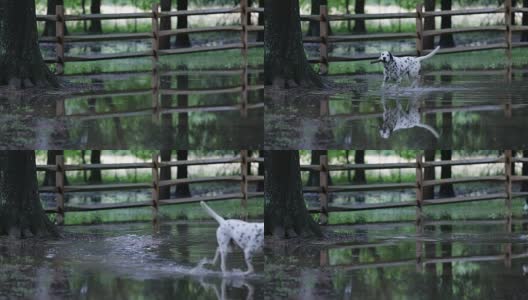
[265,70,528,149]
[0,221,264,299]
[0,68,263,149]
[264,221,528,299]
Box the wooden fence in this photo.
[57,68,264,120]
[36,1,263,74]
[302,3,528,74]
[303,151,528,228]
[38,151,264,225]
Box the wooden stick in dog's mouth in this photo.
[370,59,382,64]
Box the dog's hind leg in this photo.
[243,250,255,275]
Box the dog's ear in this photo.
[389,52,393,61]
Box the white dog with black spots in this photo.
[372,46,440,86]
[199,201,263,275]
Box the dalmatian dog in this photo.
[379,95,439,139]
[200,201,263,275]
[371,46,440,85]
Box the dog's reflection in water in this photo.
[199,277,254,300]
[523,265,528,276]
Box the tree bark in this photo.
[0,151,58,238]
[264,0,323,88]
[307,0,331,37]
[0,1,58,88]
[159,0,171,49]
[89,0,103,34]
[307,150,332,186]
[43,0,68,36]
[353,150,366,184]
[175,0,191,48]
[264,150,322,238]
[439,0,455,48]
[43,150,68,186]
[423,0,436,50]
[175,150,191,197]
[353,0,367,33]
[439,150,455,198]
[523,0,528,41]
[423,150,435,200]
[88,150,102,184]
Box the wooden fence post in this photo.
[415,152,424,227]
[55,155,65,225]
[319,5,329,75]
[151,3,160,66]
[504,0,512,60]
[240,150,249,220]
[415,3,424,57]
[56,5,65,75]
[504,150,512,231]
[240,0,248,65]
[152,153,160,224]
[319,155,329,225]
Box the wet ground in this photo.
[264,221,528,299]
[0,221,264,299]
[0,68,263,149]
[265,69,528,149]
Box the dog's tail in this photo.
[416,46,440,62]
[200,201,225,224]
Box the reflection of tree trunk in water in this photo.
[43,150,68,186]
[522,151,528,207]
[175,150,191,197]
[423,150,435,200]
[307,150,332,186]
[265,151,322,237]
[257,150,265,192]
[160,150,172,200]
[440,223,453,299]
[424,225,438,297]
[353,150,366,203]
[369,247,390,299]
[105,97,127,147]
[89,150,102,184]
[176,223,190,263]
[439,150,455,198]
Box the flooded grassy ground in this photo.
[264,221,528,299]
[265,69,528,149]
[0,221,264,299]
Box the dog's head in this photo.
[379,124,392,139]
[379,51,393,63]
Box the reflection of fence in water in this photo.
[302,2,528,74]
[38,151,263,225]
[303,151,528,228]
[36,1,263,74]
[55,68,264,120]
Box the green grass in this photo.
[313,198,526,225]
[48,197,263,225]
[323,48,528,75]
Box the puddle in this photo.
[265,70,528,149]
[0,221,264,299]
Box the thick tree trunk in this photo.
[522,0,528,42]
[159,0,171,49]
[175,150,191,197]
[264,151,322,238]
[307,150,332,186]
[257,0,264,42]
[0,151,58,238]
[423,0,436,50]
[439,0,455,48]
[353,150,366,184]
[307,0,331,37]
[43,0,68,36]
[0,1,58,88]
[159,150,172,200]
[175,0,191,48]
[423,150,435,200]
[264,0,323,88]
[89,0,103,34]
[88,150,102,184]
[439,150,455,198]
[43,150,68,186]
[353,0,367,33]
